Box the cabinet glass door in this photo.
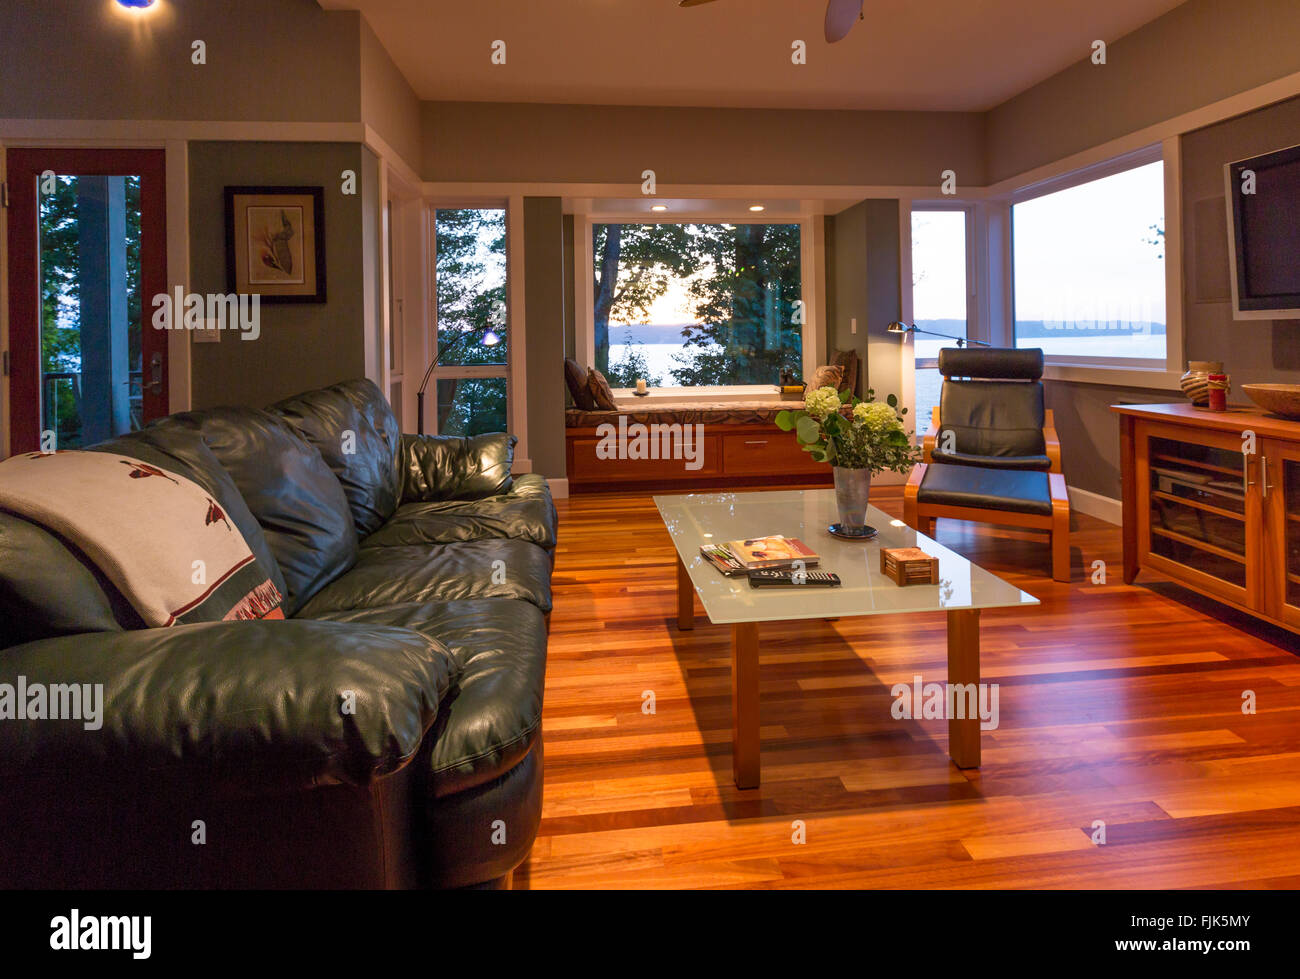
[1142,431,1256,604]
[1265,443,1300,628]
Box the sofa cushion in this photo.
[269,378,402,538]
[399,433,516,503]
[154,407,357,616]
[362,474,557,550]
[0,511,127,648]
[917,462,1053,516]
[311,598,546,797]
[295,538,553,617]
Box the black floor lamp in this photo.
[416,328,501,435]
[886,321,991,347]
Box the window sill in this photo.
[1041,362,1184,390]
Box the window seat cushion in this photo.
[565,401,798,428]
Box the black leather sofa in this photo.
[0,379,555,889]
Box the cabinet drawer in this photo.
[721,432,823,476]
[569,433,721,480]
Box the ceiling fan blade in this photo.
[824,0,864,43]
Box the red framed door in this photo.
[6,148,167,453]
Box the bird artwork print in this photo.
[260,209,296,276]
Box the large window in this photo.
[1013,159,1166,363]
[593,222,802,388]
[432,207,508,436]
[911,208,970,431]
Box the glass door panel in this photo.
[1146,434,1248,591]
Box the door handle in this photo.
[146,352,163,395]
[1243,452,1254,495]
[1262,456,1272,499]
[743,440,768,446]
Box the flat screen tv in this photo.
[1226,142,1300,319]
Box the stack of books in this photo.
[700,535,819,576]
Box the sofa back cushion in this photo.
[269,378,402,539]
[0,511,128,648]
[155,408,357,616]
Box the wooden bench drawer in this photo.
[568,433,722,481]
[721,432,822,476]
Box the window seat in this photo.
[565,400,798,428]
[563,402,828,492]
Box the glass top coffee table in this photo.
[655,488,1039,788]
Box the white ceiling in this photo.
[323,0,1189,111]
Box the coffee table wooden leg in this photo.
[947,608,981,769]
[732,621,760,789]
[676,555,695,630]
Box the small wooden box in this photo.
[880,547,939,586]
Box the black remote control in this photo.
[747,569,841,587]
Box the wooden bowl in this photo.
[1242,383,1300,419]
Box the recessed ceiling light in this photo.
[748,205,765,212]
[650,204,668,212]
[116,0,157,7]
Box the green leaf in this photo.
[886,393,898,408]
[838,388,853,404]
[774,410,798,432]
[796,416,822,445]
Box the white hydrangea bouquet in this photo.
[775,386,920,473]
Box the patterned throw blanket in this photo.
[0,450,283,626]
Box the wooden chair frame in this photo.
[904,407,1072,582]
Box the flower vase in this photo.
[831,466,873,538]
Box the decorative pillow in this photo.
[586,368,619,410]
[564,358,596,409]
[832,349,859,394]
[809,364,844,392]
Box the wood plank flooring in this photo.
[518,484,1300,889]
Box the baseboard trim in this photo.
[1068,485,1121,525]
[547,477,570,499]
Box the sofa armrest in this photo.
[0,619,456,788]
[400,432,517,503]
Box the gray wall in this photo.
[422,102,985,186]
[985,0,1300,183]
[523,197,568,478]
[188,141,368,409]
[0,0,361,123]
[826,200,905,404]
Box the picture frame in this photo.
[224,185,326,303]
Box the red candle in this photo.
[1208,373,1228,412]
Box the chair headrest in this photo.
[938,347,1044,380]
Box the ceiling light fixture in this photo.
[748,205,765,212]
[116,0,157,8]
[650,204,668,212]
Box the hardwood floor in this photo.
[519,484,1300,889]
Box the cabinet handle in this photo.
[743,440,768,446]
[1243,453,1254,495]
[1262,456,1272,499]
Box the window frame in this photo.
[1003,144,1185,378]
[574,212,822,401]
[424,198,521,442]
